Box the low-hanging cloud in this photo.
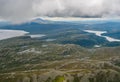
[0,0,120,22]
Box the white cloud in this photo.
[0,0,120,22]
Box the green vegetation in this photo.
[0,36,120,82]
[52,76,65,82]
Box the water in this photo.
[84,30,120,42]
[29,34,46,38]
[0,29,29,40]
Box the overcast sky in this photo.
[0,0,120,22]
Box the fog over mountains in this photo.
[0,0,120,23]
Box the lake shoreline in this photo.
[84,30,120,42]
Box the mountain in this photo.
[0,21,10,27]
[31,18,53,24]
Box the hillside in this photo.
[0,37,120,82]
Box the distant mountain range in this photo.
[0,21,10,27]
[1,17,120,26]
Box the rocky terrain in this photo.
[0,37,120,82]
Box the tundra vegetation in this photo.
[0,36,120,82]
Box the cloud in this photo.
[0,0,120,22]
[0,0,34,23]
